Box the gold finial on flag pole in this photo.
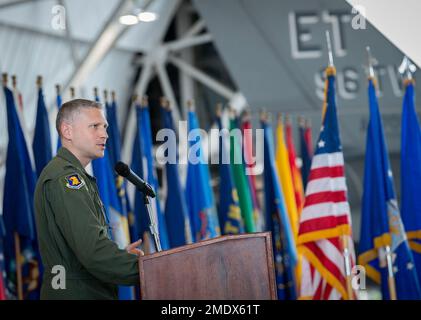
[160,97,170,110]
[36,75,42,88]
[12,75,17,89]
[228,105,237,120]
[2,73,8,86]
[165,98,171,110]
[56,84,61,96]
[241,107,251,123]
[187,99,195,112]
[70,87,75,99]
[141,95,148,108]
[93,87,98,99]
[103,89,108,102]
[260,108,268,123]
[305,118,311,129]
[132,93,138,105]
[159,96,165,107]
[215,102,223,117]
[285,113,292,126]
[111,91,116,102]
[276,112,284,128]
[298,115,305,128]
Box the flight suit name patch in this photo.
[65,174,85,189]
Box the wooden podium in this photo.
[138,232,277,300]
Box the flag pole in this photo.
[187,99,195,112]
[11,75,23,114]
[215,102,223,118]
[298,115,305,129]
[103,89,108,103]
[399,56,415,81]
[36,75,42,89]
[385,245,397,300]
[325,30,334,67]
[325,30,354,300]
[342,235,354,300]
[70,87,75,99]
[55,84,61,97]
[366,47,375,79]
[160,96,170,111]
[11,75,17,90]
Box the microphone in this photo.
[114,161,156,198]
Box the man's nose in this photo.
[100,128,108,139]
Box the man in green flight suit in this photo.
[34,99,143,299]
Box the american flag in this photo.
[297,66,355,300]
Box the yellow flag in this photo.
[276,117,302,293]
[275,118,299,240]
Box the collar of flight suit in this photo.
[56,147,96,181]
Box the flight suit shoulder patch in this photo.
[65,173,85,190]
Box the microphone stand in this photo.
[143,193,162,252]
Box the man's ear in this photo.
[61,121,72,141]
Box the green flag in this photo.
[229,117,255,232]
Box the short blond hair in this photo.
[56,99,103,137]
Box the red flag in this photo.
[285,116,305,213]
[0,272,6,300]
[304,120,313,158]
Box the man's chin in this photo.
[92,151,105,159]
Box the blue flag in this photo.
[92,150,135,300]
[262,119,297,300]
[92,153,128,244]
[400,79,421,280]
[56,92,62,110]
[161,107,193,247]
[131,114,148,241]
[359,78,421,300]
[0,214,7,299]
[92,96,133,300]
[216,115,244,235]
[32,88,52,296]
[105,100,121,167]
[131,104,170,251]
[3,86,40,299]
[185,110,221,241]
[299,123,312,189]
[105,99,137,244]
[33,87,52,177]
[56,91,62,151]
